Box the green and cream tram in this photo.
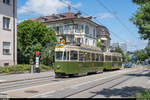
[54,45,104,77]
[103,52,122,70]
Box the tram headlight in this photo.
[56,65,61,69]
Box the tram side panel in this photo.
[54,61,80,75]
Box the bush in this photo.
[133,90,150,98]
[0,64,52,74]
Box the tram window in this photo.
[67,52,69,60]
[79,52,84,61]
[105,55,111,61]
[119,57,122,61]
[96,54,99,61]
[56,52,63,60]
[113,56,117,61]
[63,52,67,60]
[70,51,78,60]
[92,53,95,61]
[85,53,91,61]
[99,54,104,61]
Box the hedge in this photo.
[0,64,53,74]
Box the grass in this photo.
[133,90,150,99]
[0,64,53,74]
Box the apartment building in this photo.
[30,10,98,48]
[97,25,111,52]
[0,0,17,66]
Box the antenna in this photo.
[68,0,71,12]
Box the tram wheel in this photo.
[68,74,74,78]
[55,73,62,78]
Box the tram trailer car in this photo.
[54,45,104,77]
[103,52,122,70]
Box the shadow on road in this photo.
[126,72,150,77]
[90,86,145,98]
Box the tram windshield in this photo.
[55,51,63,61]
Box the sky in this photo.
[17,0,148,52]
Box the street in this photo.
[0,66,149,98]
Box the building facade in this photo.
[111,42,127,53]
[0,0,17,66]
[30,11,99,48]
[96,25,111,52]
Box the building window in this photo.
[85,25,89,34]
[93,29,96,37]
[75,24,84,33]
[93,40,95,46]
[3,0,10,5]
[3,17,10,30]
[3,42,11,55]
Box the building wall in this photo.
[0,0,17,66]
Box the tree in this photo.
[96,38,102,49]
[134,50,148,62]
[145,47,150,57]
[132,0,150,5]
[17,20,57,65]
[130,0,150,40]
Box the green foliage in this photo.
[96,38,102,49]
[133,90,150,98]
[134,50,148,61]
[132,0,150,5]
[40,42,55,66]
[0,64,52,74]
[113,47,131,62]
[145,47,150,57]
[17,20,57,65]
[130,0,150,40]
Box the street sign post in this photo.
[35,51,40,73]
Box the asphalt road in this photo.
[0,66,149,98]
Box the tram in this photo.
[54,45,104,77]
[54,45,122,77]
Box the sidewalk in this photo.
[0,71,55,83]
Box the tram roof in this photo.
[103,52,122,57]
[55,45,102,53]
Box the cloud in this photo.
[18,0,82,16]
[98,13,114,19]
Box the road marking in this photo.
[31,90,56,98]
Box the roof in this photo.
[29,11,104,26]
[29,11,91,22]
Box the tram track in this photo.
[0,75,68,92]
[63,69,146,98]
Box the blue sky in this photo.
[17,0,148,52]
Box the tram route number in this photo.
[56,45,64,48]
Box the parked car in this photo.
[124,62,132,68]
